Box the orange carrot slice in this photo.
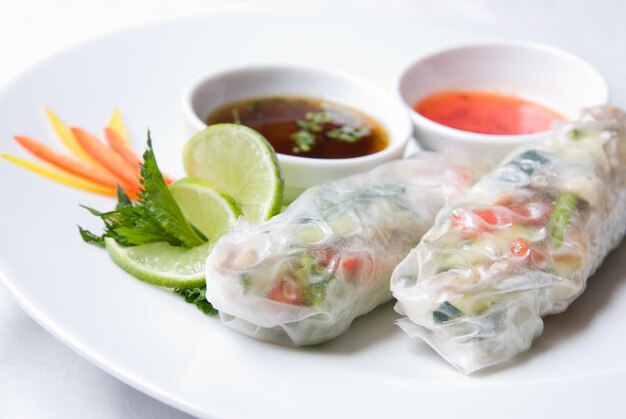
[108,108,131,145]
[44,107,101,166]
[1,153,116,196]
[104,127,141,169]
[71,127,142,193]
[104,127,175,185]
[13,135,119,188]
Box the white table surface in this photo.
[1,0,625,418]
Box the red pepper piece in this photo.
[341,258,362,275]
[267,277,303,305]
[511,237,531,257]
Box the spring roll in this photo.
[391,107,626,373]
[205,153,475,346]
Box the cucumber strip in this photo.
[512,150,549,175]
[433,301,463,323]
[548,192,578,248]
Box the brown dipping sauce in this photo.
[206,96,388,159]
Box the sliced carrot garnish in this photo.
[163,173,175,185]
[71,127,142,193]
[108,108,131,145]
[104,127,141,169]
[1,153,116,196]
[13,135,119,188]
[44,107,101,166]
[104,127,174,185]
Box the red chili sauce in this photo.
[414,91,565,135]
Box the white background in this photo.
[1,1,625,418]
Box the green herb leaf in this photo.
[78,226,104,246]
[78,132,206,248]
[327,124,370,143]
[305,111,333,126]
[139,133,206,247]
[174,287,218,316]
[290,106,370,152]
[568,128,581,140]
[295,117,322,133]
[290,130,316,153]
[116,184,133,208]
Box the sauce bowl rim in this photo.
[396,39,611,144]
[182,63,413,167]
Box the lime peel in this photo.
[169,177,242,242]
[105,238,211,288]
[183,124,284,224]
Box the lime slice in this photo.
[105,237,210,288]
[183,124,284,224]
[169,177,241,242]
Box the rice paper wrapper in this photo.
[205,153,476,346]
[391,106,626,373]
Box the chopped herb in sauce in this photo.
[206,96,388,159]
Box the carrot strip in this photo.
[1,153,117,196]
[104,127,141,169]
[108,108,131,145]
[104,127,175,185]
[71,127,142,194]
[13,135,119,188]
[44,107,101,166]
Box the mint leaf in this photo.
[78,226,104,246]
[79,132,206,248]
[138,133,205,247]
[174,287,218,316]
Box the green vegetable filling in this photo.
[511,150,549,175]
[568,128,581,140]
[433,301,463,323]
[547,192,578,249]
[296,253,332,306]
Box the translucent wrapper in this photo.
[391,107,626,373]
[205,153,475,346]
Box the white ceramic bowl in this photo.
[183,65,413,202]
[398,41,610,162]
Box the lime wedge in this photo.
[169,177,241,242]
[105,237,210,288]
[183,124,284,224]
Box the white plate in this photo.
[1,5,625,418]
